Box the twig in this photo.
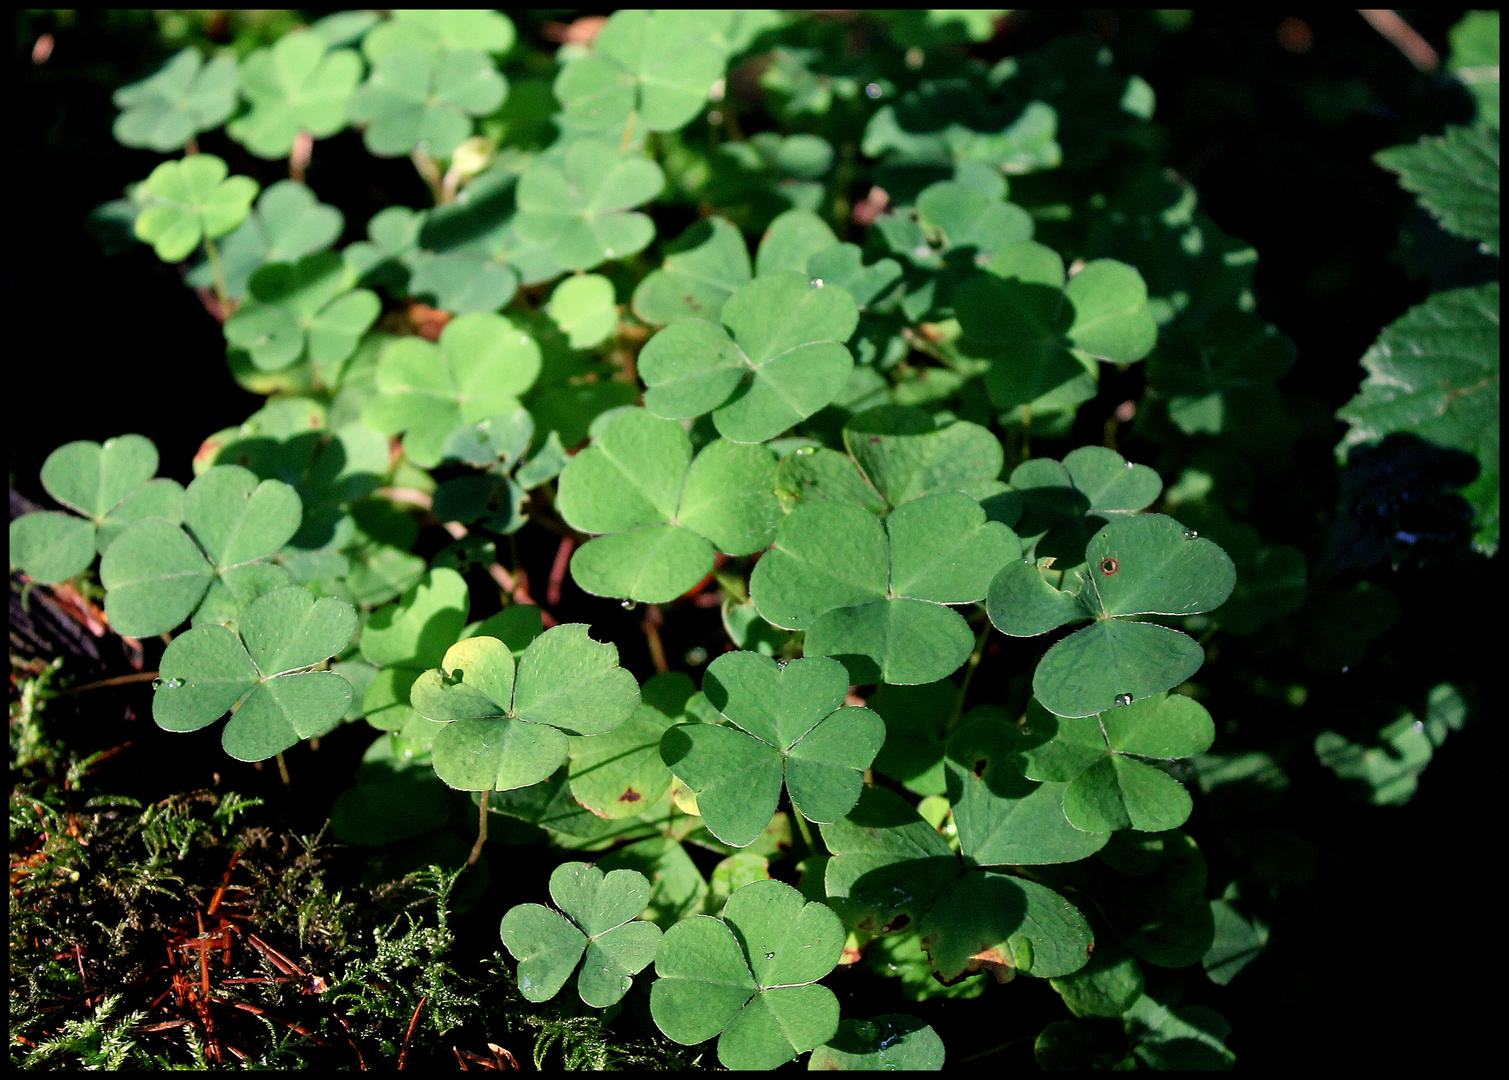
[1358,9,1438,72]
[397,995,428,1070]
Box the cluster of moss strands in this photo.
[9,657,689,1070]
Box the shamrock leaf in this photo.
[632,217,753,326]
[362,312,542,468]
[554,10,729,134]
[650,877,844,1070]
[1007,444,1163,566]
[955,241,1156,419]
[499,862,662,1007]
[821,786,1094,985]
[988,514,1236,718]
[659,653,885,847]
[112,47,238,152]
[227,31,362,158]
[750,494,1019,684]
[514,139,664,271]
[347,46,506,158]
[545,273,618,350]
[411,626,640,791]
[362,10,516,62]
[359,569,471,735]
[134,155,258,263]
[556,409,781,603]
[808,1015,947,1071]
[1010,695,1214,832]
[639,272,860,444]
[777,405,1008,515]
[1147,312,1296,438]
[10,435,183,585]
[153,585,355,761]
[187,180,344,301]
[568,671,696,819]
[99,465,302,638]
[224,252,380,372]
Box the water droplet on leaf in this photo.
[1184,529,1199,539]
[621,599,636,610]
[1114,693,1133,706]
[865,82,883,99]
[809,278,824,289]
[764,952,775,959]
[794,445,816,456]
[1412,720,1425,733]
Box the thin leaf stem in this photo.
[54,670,160,696]
[410,146,445,205]
[946,619,992,734]
[468,791,491,867]
[792,808,822,859]
[202,233,228,311]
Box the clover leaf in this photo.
[362,10,516,62]
[153,585,355,761]
[650,877,844,1070]
[556,409,781,603]
[133,155,259,263]
[554,10,729,134]
[358,568,471,735]
[988,514,1236,718]
[98,465,302,638]
[1009,695,1214,832]
[112,47,238,152]
[568,671,695,820]
[659,654,885,847]
[808,1015,947,1071]
[750,494,1018,684]
[955,241,1157,418]
[821,786,1094,986]
[1008,444,1162,566]
[778,405,1008,516]
[227,31,362,158]
[411,625,640,791]
[10,435,183,586]
[639,272,860,444]
[632,217,754,326]
[545,273,618,350]
[362,313,542,468]
[224,252,380,372]
[346,46,506,158]
[499,862,662,1007]
[514,139,664,271]
[187,180,344,301]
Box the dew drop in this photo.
[794,445,816,456]
[620,599,637,610]
[809,278,825,289]
[152,679,163,690]
[764,952,775,959]
[1412,720,1425,733]
[1183,529,1199,540]
[685,646,708,666]
[167,677,184,689]
[776,659,789,669]
[1114,693,1133,707]
[865,82,883,99]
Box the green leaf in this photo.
[228,32,362,158]
[1336,283,1500,554]
[557,409,781,603]
[134,155,259,262]
[1376,124,1499,255]
[638,272,859,443]
[359,568,470,732]
[1050,943,1145,1017]
[660,653,885,846]
[412,626,639,791]
[545,273,618,350]
[225,252,380,372]
[190,180,344,301]
[363,10,516,61]
[363,312,542,468]
[841,405,1006,509]
[1448,11,1499,128]
[347,46,506,158]
[807,1015,946,1070]
[515,140,664,270]
[568,671,693,818]
[751,494,1018,684]
[632,217,753,326]
[554,10,729,133]
[9,512,97,585]
[153,585,355,760]
[113,47,239,152]
[499,862,662,1007]
[650,878,844,1070]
